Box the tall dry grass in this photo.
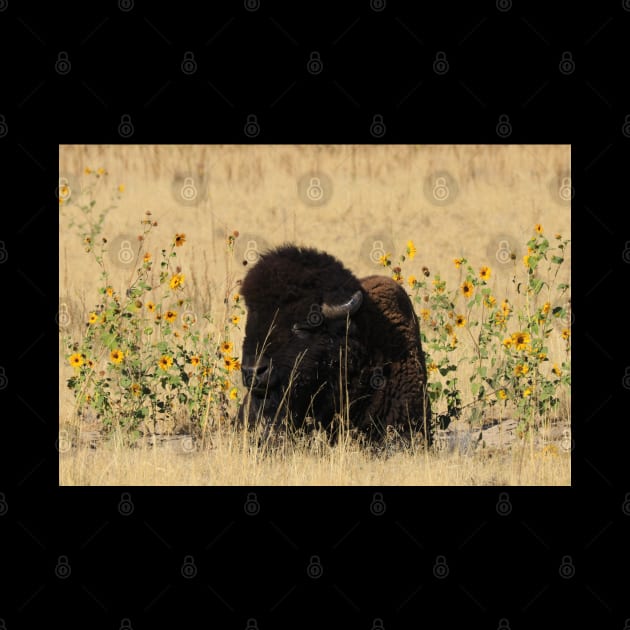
[59,434,570,486]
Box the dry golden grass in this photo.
[59,435,570,486]
[59,144,571,486]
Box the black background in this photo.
[2,1,628,628]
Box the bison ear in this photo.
[321,290,363,320]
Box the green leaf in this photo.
[156,341,169,354]
[551,255,564,265]
[530,278,545,295]
[101,332,118,349]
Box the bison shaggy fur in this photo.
[238,244,432,445]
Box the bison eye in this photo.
[291,322,312,338]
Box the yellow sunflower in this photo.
[110,349,124,364]
[514,363,529,377]
[169,273,185,290]
[69,353,84,368]
[406,240,417,260]
[158,355,173,370]
[220,341,234,355]
[461,281,474,299]
[511,332,531,351]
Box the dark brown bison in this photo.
[238,245,432,445]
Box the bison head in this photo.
[238,245,366,434]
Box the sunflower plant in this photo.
[62,187,244,443]
[397,229,571,438]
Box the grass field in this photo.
[58,144,571,486]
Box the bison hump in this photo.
[359,275,416,324]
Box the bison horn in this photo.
[321,290,363,319]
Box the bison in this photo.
[238,244,432,446]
